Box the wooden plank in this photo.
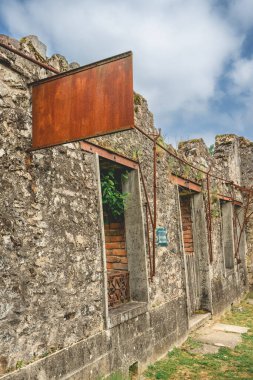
[218,194,243,206]
[80,141,138,169]
[170,174,201,192]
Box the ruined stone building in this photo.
[0,35,253,379]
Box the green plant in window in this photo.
[101,170,129,220]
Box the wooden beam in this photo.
[169,174,202,192]
[80,141,138,169]
[218,194,243,206]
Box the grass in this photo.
[96,372,127,380]
[144,296,253,380]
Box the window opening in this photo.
[179,188,195,256]
[234,205,245,264]
[129,362,139,379]
[220,200,234,270]
[100,158,130,308]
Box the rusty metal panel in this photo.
[31,52,134,150]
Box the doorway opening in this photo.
[179,188,211,316]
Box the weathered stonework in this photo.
[0,34,252,379]
[0,35,105,374]
[239,137,253,288]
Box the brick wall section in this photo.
[179,196,194,254]
[105,222,128,271]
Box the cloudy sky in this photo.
[0,0,253,147]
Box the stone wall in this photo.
[239,137,253,288]
[0,35,188,377]
[0,35,105,374]
[211,135,248,312]
[178,137,248,315]
[0,34,251,379]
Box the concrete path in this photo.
[188,321,249,354]
[189,313,211,332]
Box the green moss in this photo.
[134,93,142,105]
[20,38,46,63]
[106,373,128,380]
[182,164,191,179]
[132,149,142,161]
[19,37,27,44]
[167,157,176,172]
[216,134,237,139]
[195,171,204,182]
[209,144,215,156]
[183,337,202,350]
[211,209,220,218]
[15,360,25,370]
[156,135,167,157]
[178,139,202,149]
[177,141,186,149]
[211,189,218,204]
[194,309,209,315]
[247,291,253,299]
[188,138,202,143]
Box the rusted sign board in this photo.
[31,51,134,150]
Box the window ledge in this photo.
[225,268,235,276]
[109,301,148,328]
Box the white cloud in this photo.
[0,0,241,108]
[230,58,253,93]
[228,0,253,31]
[0,0,253,142]
[226,56,253,134]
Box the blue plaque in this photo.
[156,227,168,247]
